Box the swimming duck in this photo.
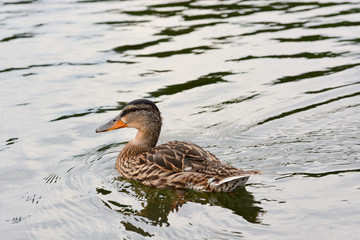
[96,99,260,192]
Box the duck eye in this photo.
[130,107,137,112]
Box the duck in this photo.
[96,99,260,192]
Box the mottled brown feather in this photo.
[144,141,219,172]
[116,140,260,192]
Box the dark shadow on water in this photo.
[136,45,217,58]
[76,0,358,25]
[313,7,360,18]
[3,0,37,5]
[120,220,154,237]
[272,63,360,85]
[98,177,265,232]
[155,21,225,37]
[112,38,171,54]
[50,102,128,122]
[273,34,338,42]
[1,138,19,151]
[0,33,35,42]
[107,60,138,65]
[339,37,360,44]
[147,71,232,98]
[276,168,360,180]
[51,98,164,122]
[240,21,309,37]
[0,62,97,74]
[228,51,346,62]
[96,20,149,27]
[308,21,360,29]
[122,9,180,18]
[196,93,260,114]
[256,92,360,126]
[304,81,360,94]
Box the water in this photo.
[1,0,360,239]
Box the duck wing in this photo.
[143,140,221,173]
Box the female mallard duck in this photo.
[96,99,260,192]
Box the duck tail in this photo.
[214,170,261,192]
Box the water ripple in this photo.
[2,0,360,239]
[0,62,98,74]
[112,38,171,53]
[155,21,225,36]
[147,71,232,97]
[273,63,360,85]
[273,34,337,42]
[257,92,360,126]
[304,81,360,94]
[197,94,260,114]
[277,168,360,180]
[308,20,360,29]
[136,45,217,58]
[0,32,34,42]
[50,102,127,122]
[228,51,347,62]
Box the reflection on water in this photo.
[277,168,360,180]
[257,92,360,126]
[99,178,264,227]
[148,71,232,97]
[1,0,360,239]
[273,63,360,85]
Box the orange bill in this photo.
[95,116,128,133]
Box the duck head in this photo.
[96,99,162,148]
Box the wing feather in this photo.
[142,140,218,172]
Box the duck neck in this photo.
[123,124,161,155]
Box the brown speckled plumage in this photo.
[96,99,260,192]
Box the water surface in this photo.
[1,0,360,239]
